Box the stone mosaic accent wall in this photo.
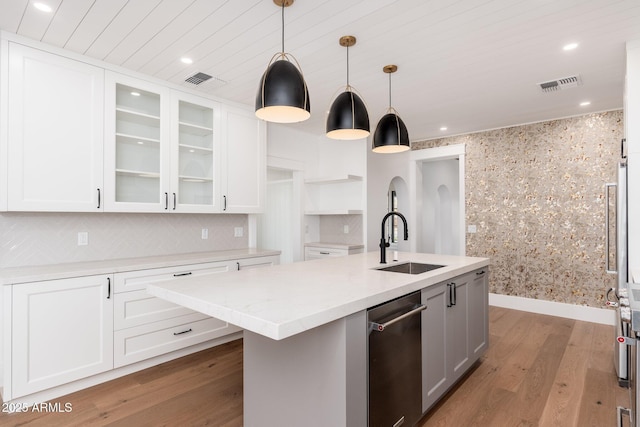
[412,111,623,307]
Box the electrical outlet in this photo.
[201,228,208,239]
[467,224,477,233]
[234,227,244,237]
[77,232,88,246]
[343,225,349,234]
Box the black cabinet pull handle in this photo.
[107,277,111,299]
[320,252,330,255]
[237,262,240,271]
[452,282,457,306]
[164,192,168,210]
[173,272,192,277]
[476,270,485,275]
[173,328,192,336]
[97,188,101,209]
[447,283,453,308]
[223,195,227,211]
[173,192,177,210]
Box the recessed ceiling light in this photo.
[563,43,579,51]
[180,57,193,65]
[440,127,448,131]
[580,101,591,107]
[33,2,52,12]
[130,91,140,97]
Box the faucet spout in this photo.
[380,212,408,264]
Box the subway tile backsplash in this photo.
[0,212,248,268]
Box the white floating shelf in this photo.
[304,175,363,185]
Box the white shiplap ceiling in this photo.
[2,0,640,141]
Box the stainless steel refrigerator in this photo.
[606,138,629,386]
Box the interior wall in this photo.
[420,159,460,255]
[412,111,622,308]
[366,149,412,253]
[0,212,248,268]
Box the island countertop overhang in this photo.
[146,251,489,341]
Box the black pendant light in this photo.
[255,0,310,123]
[326,36,370,140]
[372,65,410,153]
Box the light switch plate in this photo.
[201,228,208,239]
[234,227,244,237]
[343,225,349,234]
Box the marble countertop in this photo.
[147,251,489,341]
[0,248,281,285]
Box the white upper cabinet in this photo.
[170,91,222,213]
[222,106,266,213]
[5,43,104,211]
[104,72,170,212]
[2,36,265,214]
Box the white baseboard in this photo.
[489,293,615,326]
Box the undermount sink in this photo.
[376,262,445,275]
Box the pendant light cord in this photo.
[281,2,285,54]
[388,72,392,109]
[346,44,350,88]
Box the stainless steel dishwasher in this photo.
[368,291,425,427]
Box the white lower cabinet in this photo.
[112,255,279,367]
[113,261,240,367]
[5,253,279,401]
[421,268,489,412]
[304,245,364,261]
[11,275,114,398]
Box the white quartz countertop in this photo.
[304,242,364,250]
[0,248,281,285]
[147,251,489,341]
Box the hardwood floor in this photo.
[0,307,629,426]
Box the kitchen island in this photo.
[147,251,489,426]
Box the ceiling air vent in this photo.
[185,72,213,85]
[538,75,583,93]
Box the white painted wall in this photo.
[627,40,640,275]
[420,159,460,255]
[268,124,367,248]
[366,149,412,254]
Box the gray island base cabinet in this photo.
[147,251,489,427]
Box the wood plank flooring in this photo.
[0,307,629,427]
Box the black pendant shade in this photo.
[326,35,370,140]
[255,59,310,123]
[255,0,310,124]
[326,90,370,140]
[372,112,410,153]
[372,64,410,153]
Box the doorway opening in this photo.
[258,161,304,263]
[410,144,465,256]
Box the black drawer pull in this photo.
[173,272,192,277]
[320,252,330,255]
[476,270,486,275]
[173,328,193,336]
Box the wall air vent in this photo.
[538,75,583,93]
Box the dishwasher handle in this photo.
[370,304,426,332]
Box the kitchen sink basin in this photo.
[376,262,445,275]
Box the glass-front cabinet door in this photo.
[170,92,220,212]
[104,72,170,212]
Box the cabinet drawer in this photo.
[114,261,233,293]
[305,247,348,260]
[114,313,240,367]
[114,290,199,330]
